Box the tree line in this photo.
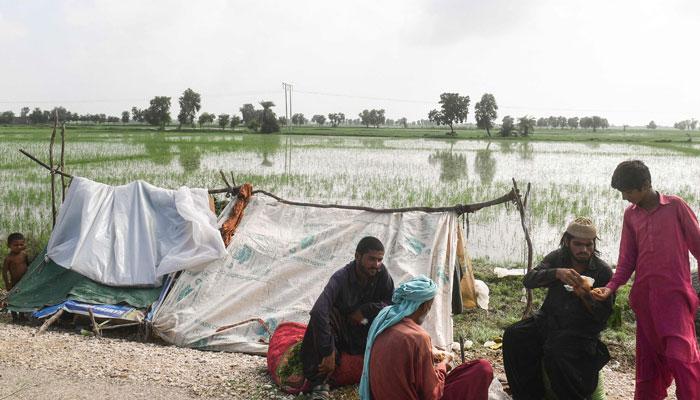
[2,88,696,136]
[425,92,620,137]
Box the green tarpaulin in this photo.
[7,248,163,312]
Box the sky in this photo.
[1,0,698,127]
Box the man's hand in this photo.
[590,287,613,301]
[318,350,336,377]
[347,308,365,326]
[572,284,590,298]
[555,268,584,287]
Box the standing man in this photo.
[503,217,614,400]
[591,160,700,399]
[360,275,493,400]
[301,236,394,400]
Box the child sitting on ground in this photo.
[2,233,29,321]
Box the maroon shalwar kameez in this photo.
[368,318,492,400]
[606,194,700,399]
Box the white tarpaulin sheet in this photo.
[47,177,227,287]
[152,194,459,355]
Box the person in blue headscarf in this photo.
[360,275,493,400]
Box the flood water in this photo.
[2,133,700,268]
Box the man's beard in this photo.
[572,252,591,263]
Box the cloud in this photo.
[401,0,545,46]
[0,11,27,40]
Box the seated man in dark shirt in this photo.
[502,217,614,400]
[300,236,394,400]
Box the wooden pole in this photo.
[512,179,534,319]
[219,170,231,189]
[88,308,102,338]
[49,112,58,227]
[37,308,64,335]
[19,149,73,178]
[60,122,67,201]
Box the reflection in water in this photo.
[474,146,496,184]
[178,144,201,172]
[143,137,174,165]
[584,141,601,150]
[518,143,534,160]
[499,142,514,153]
[250,135,282,167]
[428,150,468,182]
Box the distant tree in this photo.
[547,116,558,129]
[198,112,215,128]
[29,108,46,124]
[131,107,145,123]
[537,117,548,128]
[121,111,130,123]
[20,107,29,118]
[497,115,516,137]
[517,116,536,137]
[601,118,609,129]
[397,117,408,128]
[247,119,260,132]
[691,119,698,130]
[328,112,346,127]
[239,104,257,125]
[259,101,280,133]
[48,106,69,122]
[580,116,592,130]
[107,116,120,123]
[358,110,371,127]
[428,92,470,135]
[291,113,307,125]
[0,111,15,124]
[369,109,386,128]
[144,96,172,130]
[558,116,567,129]
[474,93,498,137]
[312,114,326,126]
[231,115,241,129]
[674,120,689,130]
[218,114,230,130]
[591,116,602,132]
[278,116,288,126]
[567,117,579,129]
[647,120,657,129]
[177,88,201,129]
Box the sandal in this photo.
[310,383,331,400]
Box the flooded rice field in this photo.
[1,131,699,268]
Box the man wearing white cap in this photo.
[502,217,614,400]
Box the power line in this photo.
[294,89,434,104]
[0,90,279,105]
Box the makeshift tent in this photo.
[4,175,225,323]
[150,193,473,355]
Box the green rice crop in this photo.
[1,125,699,277]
